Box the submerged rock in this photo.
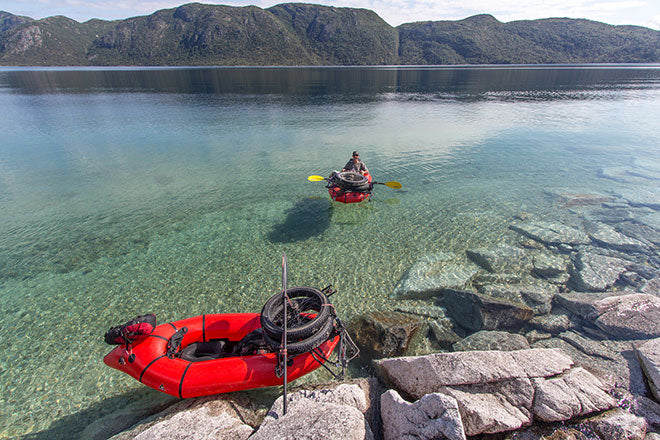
[380,389,466,440]
[442,288,534,331]
[350,311,425,359]
[510,221,591,246]
[479,283,557,315]
[466,245,532,273]
[531,252,568,278]
[452,330,530,352]
[393,253,479,299]
[570,250,629,291]
[428,317,464,348]
[615,188,660,210]
[529,312,572,334]
[585,221,648,253]
[635,338,660,401]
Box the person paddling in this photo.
[342,151,369,176]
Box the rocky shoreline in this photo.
[85,175,660,439]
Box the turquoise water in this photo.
[1,65,660,438]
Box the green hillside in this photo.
[1,3,659,66]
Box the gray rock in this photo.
[570,250,629,291]
[510,221,591,246]
[393,253,479,299]
[531,252,568,278]
[553,291,617,320]
[531,367,616,422]
[380,389,466,440]
[525,329,552,344]
[442,288,534,331]
[266,384,368,416]
[582,408,648,440]
[585,221,649,253]
[593,294,660,339]
[640,211,660,231]
[452,330,530,352]
[646,433,660,440]
[110,396,256,440]
[612,388,660,429]
[472,271,524,286]
[641,276,660,296]
[374,348,573,399]
[558,330,618,360]
[429,317,464,348]
[531,337,650,395]
[466,245,532,273]
[529,312,572,334]
[479,283,557,315]
[439,378,535,436]
[350,311,425,359]
[251,400,372,440]
[635,338,660,400]
[617,221,660,247]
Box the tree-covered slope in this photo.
[1,3,659,66]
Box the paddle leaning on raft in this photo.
[103,286,358,398]
[308,171,402,203]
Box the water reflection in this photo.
[1,65,659,100]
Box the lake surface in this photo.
[1,65,660,438]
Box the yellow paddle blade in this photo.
[307,175,326,182]
[385,181,402,189]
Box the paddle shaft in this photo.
[281,253,288,415]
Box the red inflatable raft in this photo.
[328,172,372,203]
[104,313,339,398]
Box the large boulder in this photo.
[531,367,616,422]
[592,294,660,339]
[375,349,615,437]
[109,395,258,440]
[442,289,534,331]
[393,253,479,299]
[452,330,530,352]
[374,348,573,399]
[380,389,466,440]
[252,384,373,440]
[509,221,591,246]
[350,311,426,359]
[635,338,660,400]
[570,250,629,291]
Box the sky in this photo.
[2,0,660,30]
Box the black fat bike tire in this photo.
[263,316,336,355]
[260,287,333,341]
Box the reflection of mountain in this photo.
[3,66,659,98]
[1,4,659,66]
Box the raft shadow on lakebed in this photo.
[267,197,331,243]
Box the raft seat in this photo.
[180,340,226,362]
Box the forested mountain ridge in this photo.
[1,3,658,65]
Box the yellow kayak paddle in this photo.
[307,175,402,189]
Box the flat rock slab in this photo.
[615,187,660,210]
[443,288,534,331]
[635,338,660,400]
[466,245,531,273]
[251,400,373,440]
[380,389,466,440]
[585,221,648,253]
[582,408,648,440]
[374,348,573,399]
[592,294,660,339]
[479,283,557,315]
[510,221,591,246]
[393,253,479,299]
[571,250,629,292]
[531,367,616,422]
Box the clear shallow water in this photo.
[1,65,660,438]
